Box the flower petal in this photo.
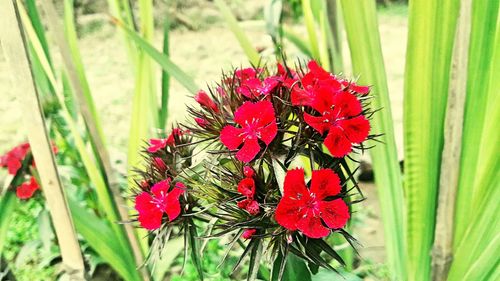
[165,183,185,222]
[338,116,370,143]
[258,121,278,145]
[236,138,261,163]
[275,198,303,230]
[320,199,350,229]
[332,91,362,117]
[304,113,330,135]
[324,126,352,157]
[234,101,276,127]
[134,192,156,214]
[297,213,330,238]
[151,179,171,199]
[310,169,341,200]
[220,125,244,150]
[148,138,167,153]
[138,209,163,230]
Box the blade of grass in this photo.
[280,25,313,57]
[106,0,138,67]
[403,0,460,279]
[0,192,18,255]
[325,0,344,73]
[213,0,261,66]
[113,17,199,94]
[301,0,320,60]
[159,17,171,129]
[339,0,406,279]
[0,1,85,278]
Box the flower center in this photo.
[305,193,320,214]
[240,118,262,140]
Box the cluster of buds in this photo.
[129,60,375,278]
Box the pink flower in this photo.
[16,177,39,199]
[135,179,185,230]
[275,168,350,238]
[220,101,278,163]
[195,90,219,112]
[242,229,257,239]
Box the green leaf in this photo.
[339,0,406,279]
[281,254,312,281]
[312,269,362,281]
[403,0,460,279]
[214,0,261,66]
[159,17,171,129]
[0,192,18,254]
[301,0,320,60]
[114,18,199,94]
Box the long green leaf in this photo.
[403,0,460,279]
[214,0,261,66]
[68,198,141,281]
[339,0,406,279]
[114,18,199,94]
[301,0,320,60]
[159,18,171,129]
[453,0,499,246]
[0,192,18,255]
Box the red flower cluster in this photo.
[292,61,370,157]
[275,168,349,238]
[0,142,47,200]
[0,143,30,175]
[135,178,185,230]
[130,61,375,276]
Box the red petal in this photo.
[220,125,244,150]
[310,86,336,113]
[138,209,163,230]
[338,116,370,143]
[151,179,171,199]
[195,90,219,112]
[16,178,39,199]
[307,60,331,80]
[134,192,156,214]
[320,199,350,229]
[7,158,21,175]
[165,183,185,221]
[297,212,330,238]
[235,68,258,80]
[291,87,315,107]
[310,169,341,200]
[324,126,352,157]
[237,178,255,197]
[332,91,362,117]
[304,113,330,135]
[275,198,304,230]
[234,101,276,127]
[236,138,261,163]
[237,198,251,209]
[195,117,209,127]
[283,168,311,201]
[148,138,167,153]
[259,77,279,95]
[258,121,277,145]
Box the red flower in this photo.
[237,177,255,198]
[0,143,30,175]
[135,179,185,230]
[243,166,254,178]
[291,61,343,106]
[234,67,279,98]
[298,88,370,157]
[275,168,350,238]
[341,80,370,95]
[220,101,278,162]
[195,90,219,112]
[237,198,260,215]
[242,228,257,239]
[16,177,39,199]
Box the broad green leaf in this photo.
[339,0,406,279]
[214,0,261,66]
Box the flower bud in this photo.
[195,90,219,112]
